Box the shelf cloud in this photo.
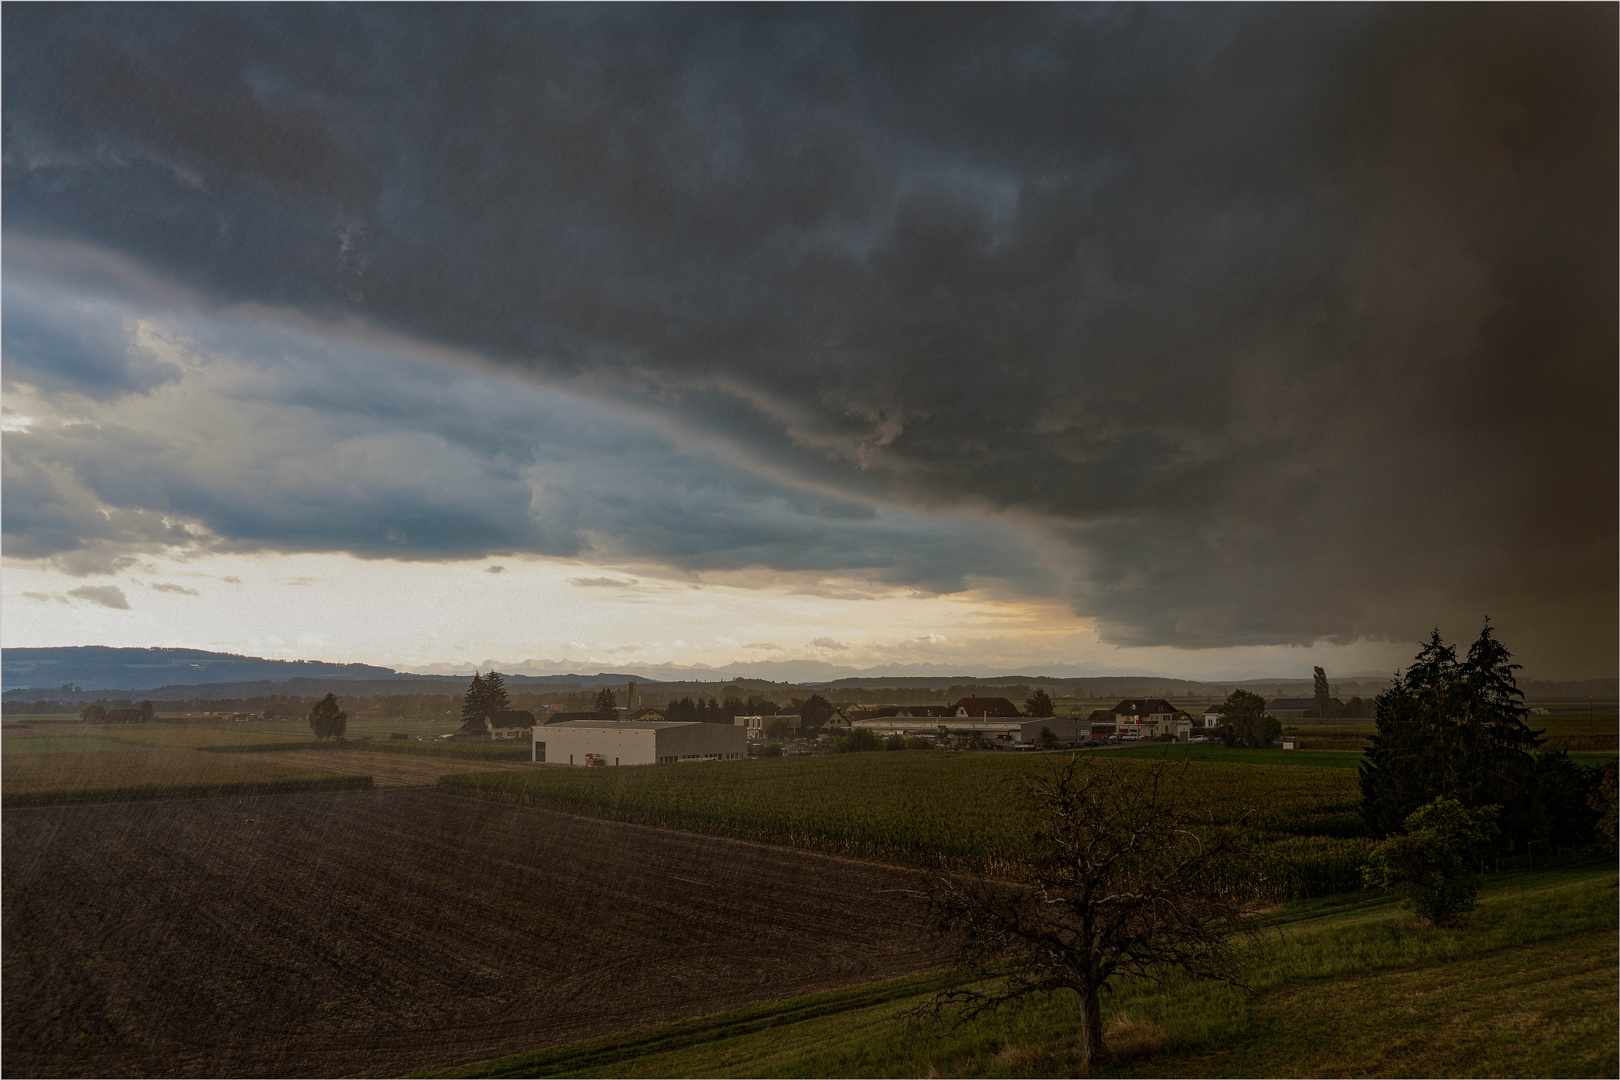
[3,6,1614,673]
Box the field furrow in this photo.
[1,788,952,1079]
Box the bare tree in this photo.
[920,753,1257,1071]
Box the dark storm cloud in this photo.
[3,5,1615,669]
[2,277,177,398]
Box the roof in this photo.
[543,711,615,724]
[1087,710,1115,722]
[952,697,1022,717]
[851,718,1047,733]
[535,720,708,731]
[1112,698,1177,716]
[460,709,536,732]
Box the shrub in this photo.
[1361,796,1499,926]
[1592,759,1618,850]
[835,728,881,753]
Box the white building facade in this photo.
[849,715,1088,746]
[533,720,748,766]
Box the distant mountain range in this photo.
[2,644,1380,701]
[4,645,1608,705]
[2,647,403,692]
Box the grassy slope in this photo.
[424,861,1618,1079]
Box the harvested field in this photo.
[2,788,952,1079]
[223,747,536,787]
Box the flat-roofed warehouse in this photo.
[533,720,748,766]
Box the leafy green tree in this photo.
[1591,760,1618,851]
[884,733,907,751]
[308,693,348,740]
[764,717,794,740]
[79,703,106,723]
[1313,666,1330,718]
[1359,623,1545,848]
[138,700,155,722]
[921,755,1256,1071]
[1024,689,1055,717]
[1362,797,1498,926]
[595,687,618,715]
[1038,726,1060,750]
[1525,749,1603,854]
[1214,690,1278,748]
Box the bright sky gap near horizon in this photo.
[2,7,1615,681]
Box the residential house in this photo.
[951,697,1022,719]
[448,709,536,741]
[1110,698,1195,739]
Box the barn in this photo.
[533,720,748,766]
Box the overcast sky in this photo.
[3,5,1614,680]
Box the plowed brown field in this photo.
[3,789,950,1078]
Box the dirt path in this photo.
[223,748,535,787]
[3,788,952,1079]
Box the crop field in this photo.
[228,748,535,787]
[1105,745,1366,768]
[440,752,1370,891]
[1,788,954,1079]
[427,860,1619,1079]
[0,739,370,806]
[4,717,527,758]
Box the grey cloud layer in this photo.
[1,276,1035,593]
[3,6,1615,669]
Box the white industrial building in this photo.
[849,715,1089,747]
[533,720,747,766]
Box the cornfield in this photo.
[440,750,1371,892]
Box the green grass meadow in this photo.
[423,860,1618,1079]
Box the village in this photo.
[435,677,1304,766]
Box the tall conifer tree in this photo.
[461,671,487,723]
[484,670,511,714]
[1360,622,1544,849]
